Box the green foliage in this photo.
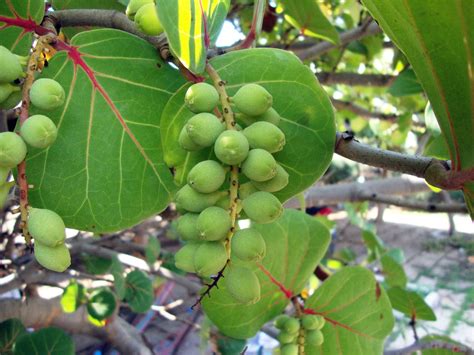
[124,270,154,313]
[110,256,126,299]
[87,288,117,321]
[388,69,423,97]
[380,254,407,288]
[0,319,26,354]
[387,287,437,321]
[145,237,161,265]
[83,255,113,275]
[14,327,74,355]
[61,281,86,313]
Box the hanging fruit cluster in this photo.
[126,0,164,36]
[173,78,289,305]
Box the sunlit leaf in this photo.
[61,281,86,313]
[387,287,436,321]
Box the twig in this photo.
[384,340,473,355]
[190,261,229,310]
[331,99,399,122]
[317,72,396,87]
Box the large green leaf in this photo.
[387,287,436,321]
[0,319,26,354]
[51,0,126,10]
[14,327,74,355]
[0,0,45,55]
[202,209,330,339]
[26,29,185,232]
[305,267,395,355]
[155,0,231,73]
[361,0,474,216]
[161,48,335,202]
[280,0,340,44]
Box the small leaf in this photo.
[380,254,407,288]
[387,287,437,321]
[51,0,125,10]
[13,327,74,355]
[124,270,154,313]
[418,334,466,355]
[111,256,126,299]
[217,334,247,355]
[388,69,423,97]
[87,288,116,321]
[82,255,113,275]
[305,267,395,355]
[424,134,450,160]
[361,229,386,262]
[61,281,86,313]
[145,237,161,265]
[0,319,26,354]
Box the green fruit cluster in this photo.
[29,208,71,272]
[174,82,289,305]
[0,46,24,109]
[274,314,325,353]
[126,0,164,36]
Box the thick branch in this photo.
[317,72,395,87]
[0,297,152,355]
[332,99,398,121]
[385,340,473,355]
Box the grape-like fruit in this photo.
[187,160,226,193]
[225,266,261,304]
[174,242,200,273]
[134,3,163,35]
[0,46,24,83]
[241,149,277,182]
[259,107,281,125]
[0,89,21,110]
[176,213,200,241]
[274,314,291,329]
[232,84,272,116]
[28,208,66,247]
[178,126,203,151]
[243,121,285,153]
[305,329,324,346]
[20,115,57,149]
[238,182,258,199]
[277,331,297,344]
[0,83,20,103]
[34,242,71,272]
[126,0,153,19]
[194,241,228,276]
[0,167,9,183]
[252,164,289,192]
[0,132,27,168]
[283,317,300,334]
[30,78,65,111]
[231,228,266,262]
[280,344,298,355]
[186,113,224,147]
[197,206,231,241]
[175,185,221,212]
[185,83,220,113]
[242,191,283,224]
[214,130,249,165]
[301,314,325,330]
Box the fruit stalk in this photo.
[292,297,305,355]
[205,63,240,255]
[17,34,55,242]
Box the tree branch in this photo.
[331,99,398,121]
[317,72,396,87]
[384,340,473,355]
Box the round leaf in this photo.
[87,288,116,321]
[13,327,74,355]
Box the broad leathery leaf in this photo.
[13,327,74,355]
[0,319,27,354]
[380,254,407,288]
[124,270,154,313]
[305,267,395,355]
[361,0,474,217]
[280,0,340,44]
[161,48,335,202]
[156,0,231,73]
[26,29,186,233]
[388,69,423,97]
[51,0,125,10]
[61,281,86,313]
[202,209,330,339]
[387,287,436,321]
[0,0,45,55]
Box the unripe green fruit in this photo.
[259,107,281,125]
[305,330,324,346]
[20,115,58,149]
[194,241,228,276]
[0,46,24,83]
[274,314,291,329]
[175,242,200,273]
[34,242,71,272]
[0,182,14,209]
[252,164,289,192]
[185,83,220,113]
[215,195,230,210]
[280,344,298,355]
[175,184,221,212]
[301,314,325,330]
[187,160,226,193]
[238,182,258,199]
[186,113,224,147]
[231,228,266,262]
[197,206,231,241]
[241,149,277,182]
[243,121,286,153]
[0,89,21,110]
[0,132,27,168]
[0,167,9,183]
[0,83,20,103]
[242,192,283,224]
[134,3,164,36]
[214,130,249,165]
[176,213,200,241]
[232,84,272,116]
[225,266,261,304]
[179,126,203,151]
[283,317,300,334]
[277,331,296,344]
[30,78,65,111]
[126,0,153,19]
[28,208,66,247]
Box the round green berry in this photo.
[34,242,71,272]
[178,125,203,151]
[242,191,283,224]
[231,228,266,262]
[238,182,258,200]
[243,121,286,153]
[186,113,224,147]
[0,89,21,110]
[126,0,153,19]
[280,344,298,355]
[197,206,231,241]
[283,317,300,334]
[0,46,24,83]
[277,331,297,344]
[28,208,66,247]
[20,115,58,149]
[241,149,277,182]
[0,83,20,103]
[274,314,291,329]
[232,84,272,116]
[185,83,220,113]
[305,329,324,346]
[187,160,226,193]
[30,78,65,111]
[175,184,221,212]
[0,132,27,168]
[175,242,200,273]
[252,164,289,192]
[225,265,261,305]
[134,3,163,35]
[214,130,249,165]
[176,213,200,241]
[194,241,228,277]
[301,314,325,330]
